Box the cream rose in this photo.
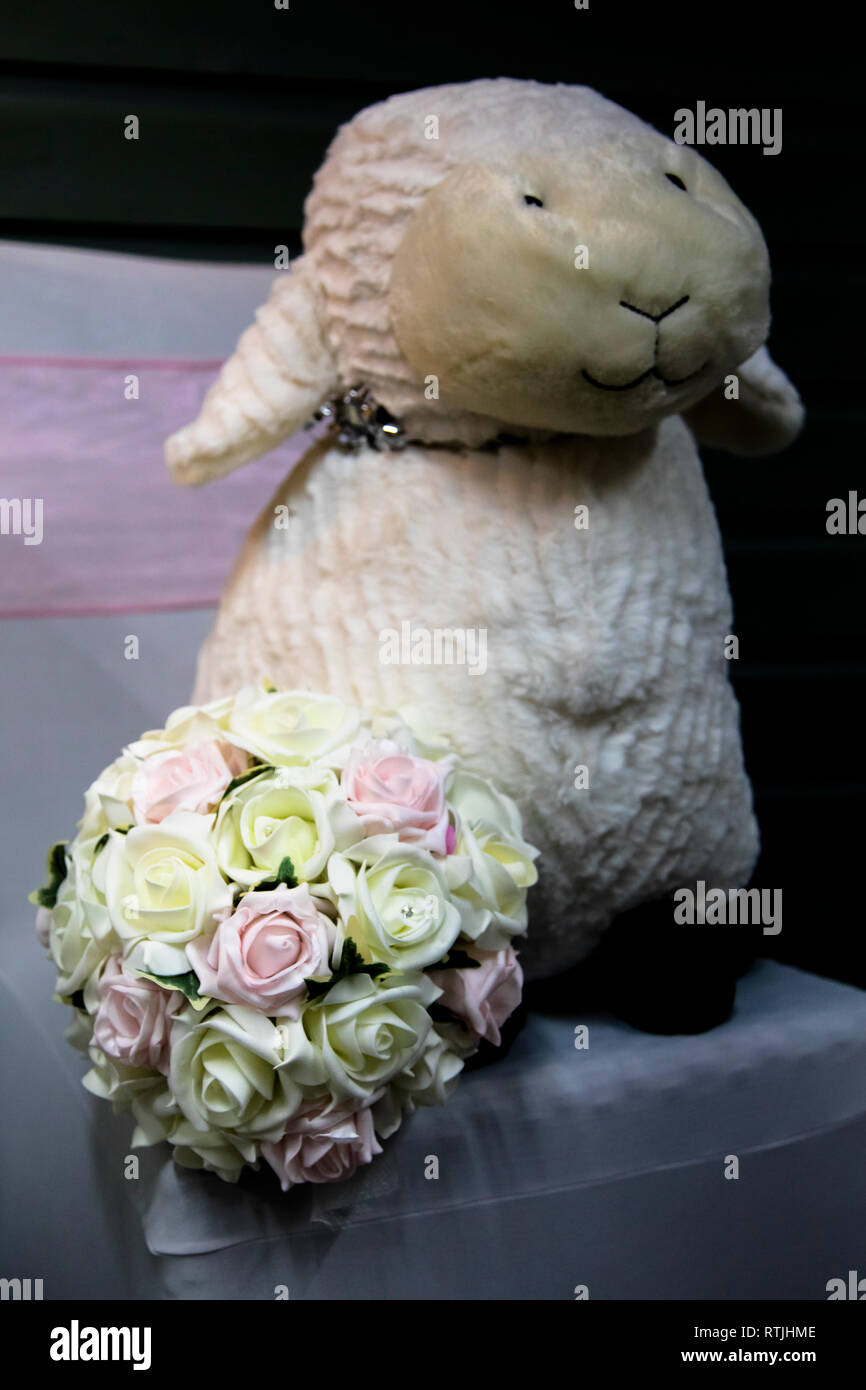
[131,739,248,825]
[391,1026,465,1107]
[382,706,458,763]
[125,1082,255,1183]
[215,769,356,888]
[49,854,117,1003]
[127,696,235,761]
[282,971,439,1102]
[261,1097,382,1191]
[445,770,529,839]
[341,739,451,852]
[103,810,232,976]
[82,1044,165,1106]
[65,1008,95,1055]
[170,1125,254,1183]
[74,832,118,952]
[328,843,462,971]
[77,753,138,840]
[186,885,335,1017]
[226,688,363,768]
[168,1003,303,1139]
[124,1081,255,1183]
[444,811,539,956]
[128,1079,181,1149]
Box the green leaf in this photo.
[303,979,334,1001]
[29,840,68,909]
[218,763,270,806]
[426,947,482,971]
[59,989,87,1012]
[252,855,298,892]
[92,824,131,856]
[136,969,210,1010]
[304,935,389,1001]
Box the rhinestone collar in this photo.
[313,386,407,451]
[311,385,536,454]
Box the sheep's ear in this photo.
[166,256,338,486]
[682,346,804,457]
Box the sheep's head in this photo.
[389,139,771,436]
[167,79,802,485]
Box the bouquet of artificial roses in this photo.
[32,687,539,1189]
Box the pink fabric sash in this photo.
[0,356,319,617]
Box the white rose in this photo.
[371,1026,469,1139]
[386,705,460,763]
[225,688,364,768]
[281,971,439,1103]
[128,1084,256,1184]
[74,833,117,950]
[370,1087,404,1141]
[446,769,530,840]
[127,696,235,761]
[444,772,539,949]
[215,769,356,889]
[168,1003,303,1140]
[170,1124,256,1183]
[447,820,538,949]
[103,810,232,976]
[82,1044,165,1107]
[65,1007,95,1055]
[366,713,422,749]
[49,859,117,1001]
[128,1081,180,1147]
[84,1052,253,1183]
[392,1026,465,1109]
[77,753,138,840]
[123,1078,257,1178]
[328,842,462,971]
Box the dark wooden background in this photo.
[1,1,861,986]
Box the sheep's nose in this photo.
[619,295,690,323]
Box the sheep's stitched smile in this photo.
[582,360,709,392]
[582,293,708,391]
[583,291,711,391]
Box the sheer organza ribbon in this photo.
[0,356,318,617]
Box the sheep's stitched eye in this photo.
[523,194,544,207]
[665,173,687,191]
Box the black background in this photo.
[1,1,862,992]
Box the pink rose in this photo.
[93,954,183,1073]
[35,906,52,949]
[428,945,523,1046]
[185,885,335,1017]
[341,740,450,853]
[261,1098,382,1191]
[131,739,248,825]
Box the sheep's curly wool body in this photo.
[167,79,803,980]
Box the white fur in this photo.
[167,79,804,978]
[193,419,756,978]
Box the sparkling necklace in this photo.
[311,384,535,454]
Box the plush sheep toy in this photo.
[166,78,803,987]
